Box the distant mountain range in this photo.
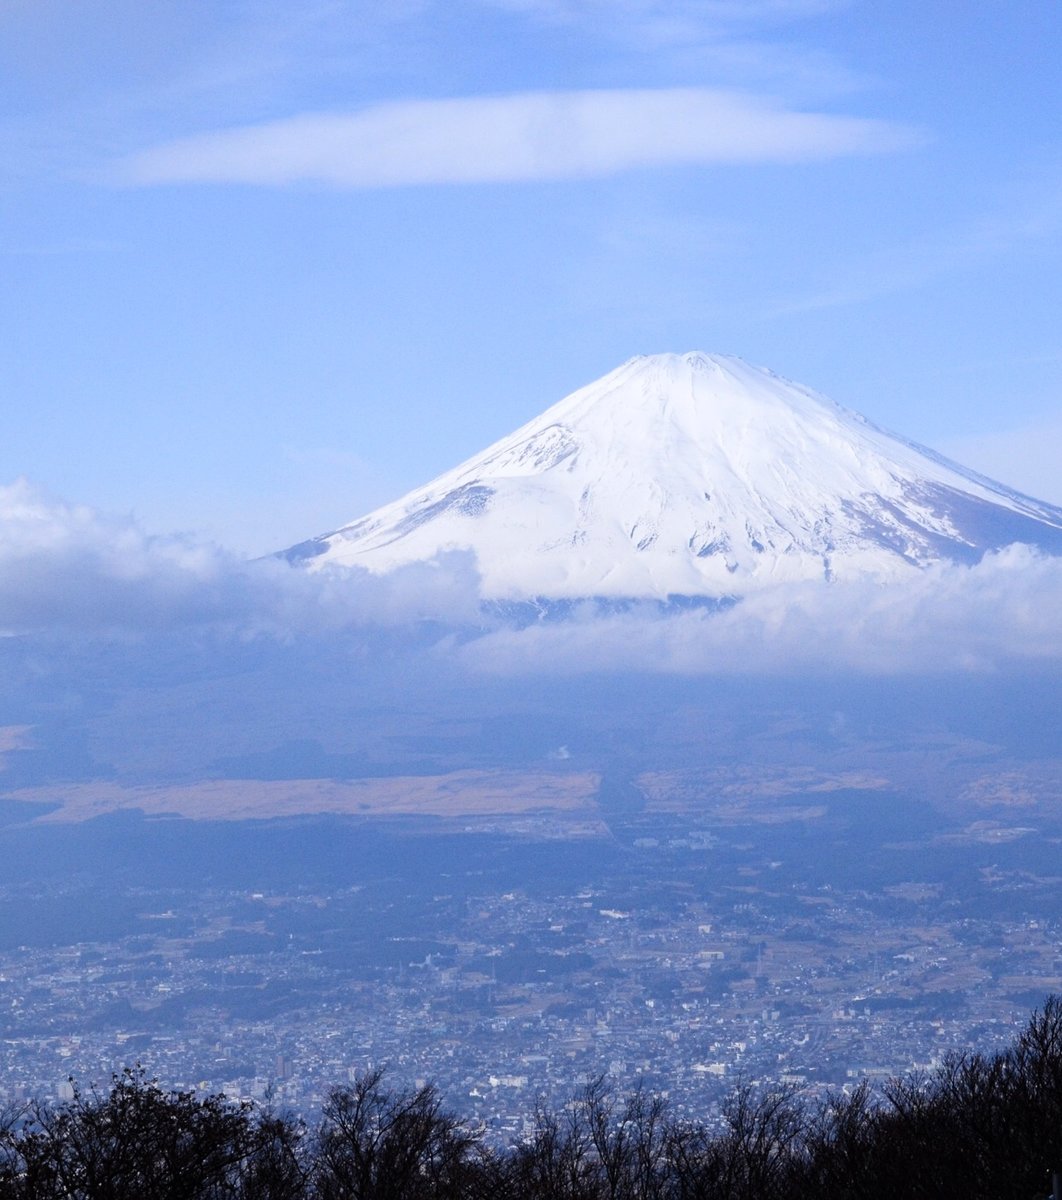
[282,352,1062,600]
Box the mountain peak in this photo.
[282,354,1062,600]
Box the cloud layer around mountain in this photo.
[456,544,1062,677]
[0,480,481,638]
[2,479,1060,679]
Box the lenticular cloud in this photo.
[119,88,919,190]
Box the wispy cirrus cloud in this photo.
[777,177,1062,315]
[474,0,859,93]
[115,87,920,189]
[476,0,842,38]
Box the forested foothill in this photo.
[2,999,1062,1199]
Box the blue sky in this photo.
[3,0,1061,555]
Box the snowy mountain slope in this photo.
[282,353,1062,600]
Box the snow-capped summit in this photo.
[282,353,1062,599]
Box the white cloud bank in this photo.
[456,545,1062,677]
[116,87,919,188]
[4,480,1059,678]
[0,480,481,637]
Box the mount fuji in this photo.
[282,353,1062,601]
